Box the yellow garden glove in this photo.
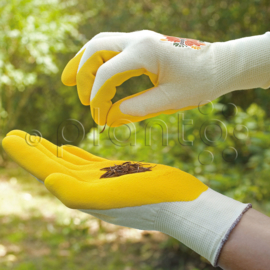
[62,30,270,127]
[2,130,251,266]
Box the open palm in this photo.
[2,130,206,229]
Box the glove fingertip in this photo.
[2,135,12,151]
[61,62,77,86]
[45,173,82,209]
[6,129,26,137]
[61,49,85,86]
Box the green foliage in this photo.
[0,0,87,154]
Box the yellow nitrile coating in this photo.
[90,68,151,126]
[2,135,79,181]
[61,145,106,162]
[61,48,198,127]
[90,68,159,126]
[2,130,208,210]
[107,93,198,127]
[6,130,92,166]
[45,164,208,210]
[77,50,119,105]
[61,50,85,86]
[62,50,120,106]
[86,63,198,126]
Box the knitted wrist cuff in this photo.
[154,188,252,266]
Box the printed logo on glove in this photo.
[161,35,206,50]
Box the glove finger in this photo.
[4,133,81,170]
[45,173,98,209]
[2,135,82,182]
[61,49,85,86]
[106,85,198,127]
[68,35,129,105]
[6,130,92,166]
[62,145,106,162]
[89,51,158,125]
[62,34,127,88]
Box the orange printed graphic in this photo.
[161,35,206,50]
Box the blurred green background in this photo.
[1,0,270,269]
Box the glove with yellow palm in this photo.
[62,30,270,127]
[2,130,251,266]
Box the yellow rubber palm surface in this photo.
[2,130,208,210]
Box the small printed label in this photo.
[161,35,206,50]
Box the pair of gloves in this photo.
[3,30,270,266]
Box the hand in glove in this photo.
[62,30,270,127]
[2,130,251,266]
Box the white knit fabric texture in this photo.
[76,30,270,117]
[212,32,270,98]
[80,188,250,266]
[154,189,251,266]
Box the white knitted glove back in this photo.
[62,30,270,126]
[81,188,251,266]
